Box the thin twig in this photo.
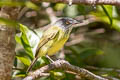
[23,60,108,80]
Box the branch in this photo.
[31,0,120,6]
[0,6,18,80]
[23,60,108,80]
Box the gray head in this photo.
[54,17,79,30]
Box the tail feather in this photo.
[26,57,38,73]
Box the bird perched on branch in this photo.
[26,17,80,73]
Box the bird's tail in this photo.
[26,57,38,73]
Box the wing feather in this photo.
[35,27,59,57]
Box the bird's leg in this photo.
[26,57,38,73]
[46,55,54,63]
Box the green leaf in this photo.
[101,5,113,25]
[16,56,30,66]
[0,1,24,7]
[0,17,18,27]
[12,71,26,78]
[91,6,120,32]
[33,56,48,69]
[0,1,39,10]
[16,24,42,58]
[25,1,39,10]
[112,19,120,31]
[54,3,66,11]
[50,70,65,80]
[15,33,22,45]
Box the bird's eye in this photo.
[65,21,70,25]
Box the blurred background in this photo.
[1,0,120,80]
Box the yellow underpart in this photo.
[38,26,69,57]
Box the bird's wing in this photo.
[35,27,59,57]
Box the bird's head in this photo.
[54,17,79,31]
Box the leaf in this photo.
[91,6,120,32]
[54,3,66,11]
[15,33,22,45]
[16,56,30,66]
[0,1,24,7]
[112,19,120,31]
[0,1,39,10]
[33,56,48,69]
[16,24,42,58]
[101,5,113,25]
[0,17,18,27]
[12,71,26,78]
[50,71,65,80]
[25,1,39,10]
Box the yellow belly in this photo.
[38,26,69,57]
[47,37,68,56]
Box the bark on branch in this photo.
[32,0,120,6]
[23,60,108,80]
[0,7,19,80]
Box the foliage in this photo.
[1,1,120,80]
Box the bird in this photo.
[26,17,79,73]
